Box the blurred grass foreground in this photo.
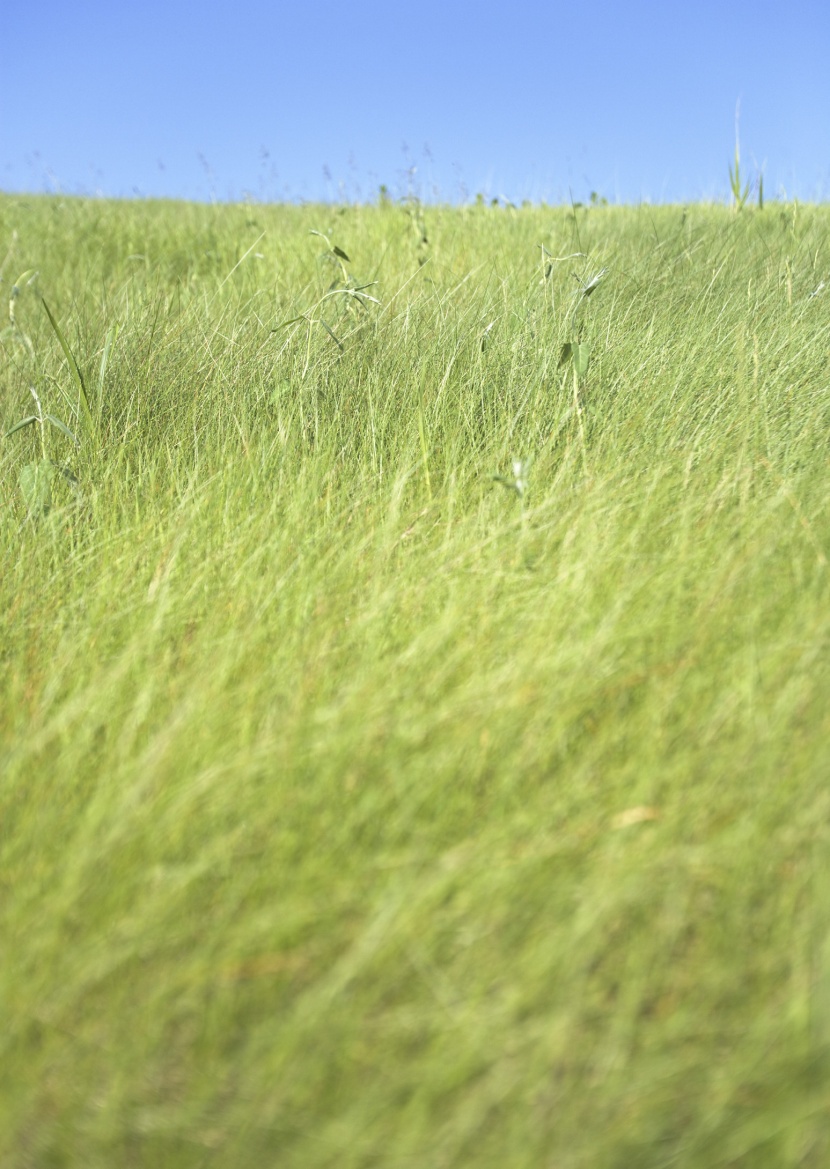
[2,192,830,1167]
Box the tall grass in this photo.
[2,192,830,1168]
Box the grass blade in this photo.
[40,296,95,438]
[97,322,119,402]
[319,318,344,351]
[271,315,306,332]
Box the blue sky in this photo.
[2,0,828,205]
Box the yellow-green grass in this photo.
[2,193,830,1167]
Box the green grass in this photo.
[2,192,830,1168]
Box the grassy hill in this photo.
[2,192,829,1167]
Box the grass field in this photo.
[2,191,830,1168]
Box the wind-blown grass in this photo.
[1,192,830,1168]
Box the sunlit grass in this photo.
[2,192,830,1167]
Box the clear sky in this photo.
[2,0,828,205]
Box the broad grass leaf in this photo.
[45,414,79,445]
[4,415,38,439]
